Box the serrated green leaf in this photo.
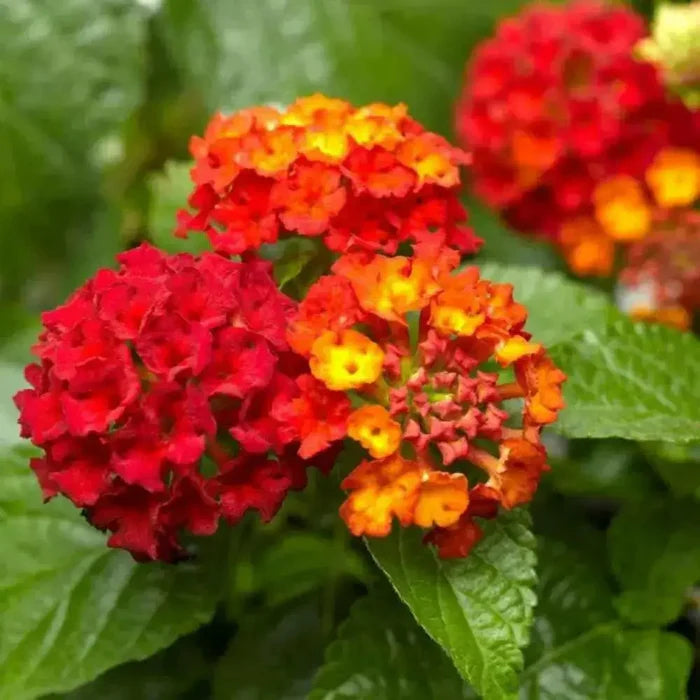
[213,601,326,700]
[522,528,693,699]
[551,319,700,442]
[147,160,211,255]
[367,509,537,700]
[608,498,700,626]
[310,586,470,700]
[0,444,221,700]
[475,263,609,348]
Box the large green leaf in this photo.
[0,361,24,447]
[608,498,700,626]
[0,0,146,300]
[521,527,693,699]
[51,632,211,700]
[476,263,609,347]
[309,586,469,700]
[214,601,326,700]
[367,509,537,700]
[551,319,700,442]
[0,444,221,700]
[644,441,700,500]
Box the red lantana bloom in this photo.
[456,0,700,277]
[14,244,332,561]
[177,94,481,257]
[288,250,566,558]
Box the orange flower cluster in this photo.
[560,147,700,277]
[177,95,481,257]
[617,210,700,329]
[288,252,566,558]
[456,0,700,279]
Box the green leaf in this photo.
[367,509,537,700]
[213,601,326,700]
[608,498,700,626]
[147,160,211,255]
[548,440,656,502]
[49,632,211,700]
[475,263,609,347]
[0,444,221,700]
[248,532,369,607]
[551,319,700,442]
[0,0,146,300]
[521,528,693,699]
[310,585,470,699]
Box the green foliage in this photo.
[0,0,146,302]
[3,0,700,697]
[310,585,470,699]
[521,519,693,699]
[608,498,700,626]
[367,509,537,700]
[214,602,326,700]
[0,445,222,700]
[552,319,700,442]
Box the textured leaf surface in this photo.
[608,498,700,626]
[521,524,692,699]
[0,445,221,700]
[214,602,326,700]
[476,264,608,348]
[551,319,700,442]
[367,509,537,700]
[310,586,469,700]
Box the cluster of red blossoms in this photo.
[16,96,566,562]
[287,251,565,557]
[456,0,700,281]
[177,94,481,257]
[14,244,335,561]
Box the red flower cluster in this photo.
[456,0,700,276]
[617,210,700,329]
[14,244,331,561]
[177,94,481,257]
[287,251,566,558]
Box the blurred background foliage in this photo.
[4,1,698,699]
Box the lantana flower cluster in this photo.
[287,251,565,557]
[14,244,333,561]
[617,210,700,329]
[456,0,700,278]
[15,96,566,563]
[177,94,481,257]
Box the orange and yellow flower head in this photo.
[177,95,481,258]
[288,251,566,558]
